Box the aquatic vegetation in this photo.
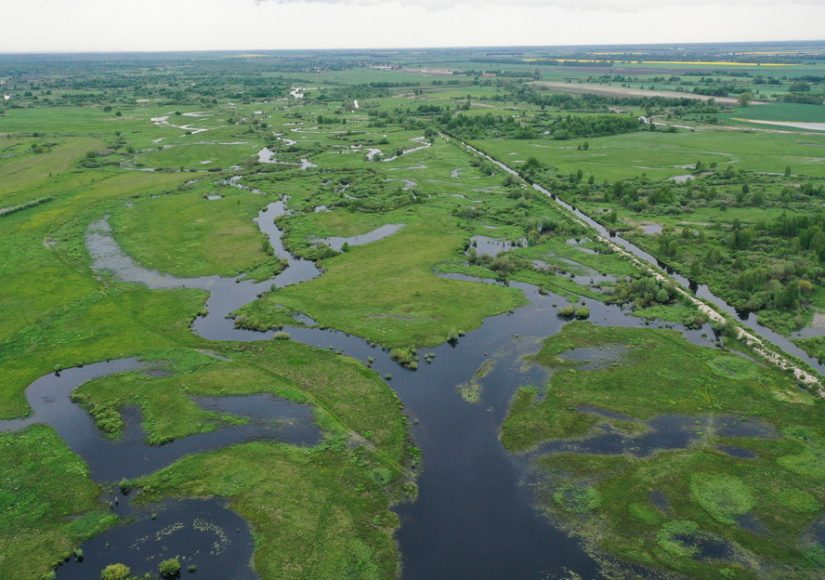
[100,563,131,580]
[158,557,181,578]
[689,473,755,524]
[553,484,602,513]
[504,322,825,576]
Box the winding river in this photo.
[5,190,732,579]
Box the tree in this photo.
[737,92,753,107]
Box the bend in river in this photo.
[28,192,730,578]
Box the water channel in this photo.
[3,185,760,578]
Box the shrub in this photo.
[390,348,418,369]
[101,563,131,580]
[159,557,182,578]
[558,305,577,319]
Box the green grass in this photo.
[4,53,825,580]
[0,137,101,205]
[0,426,115,580]
[724,103,825,124]
[134,142,259,171]
[238,217,526,349]
[690,473,755,524]
[476,128,825,181]
[111,186,280,279]
[137,440,402,580]
[74,340,409,461]
[0,170,202,418]
[503,322,825,577]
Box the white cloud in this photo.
[258,0,821,10]
[2,0,822,52]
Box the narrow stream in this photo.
[7,194,726,578]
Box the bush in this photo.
[101,563,131,580]
[159,557,182,578]
[558,305,577,319]
[390,348,418,369]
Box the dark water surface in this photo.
[2,196,738,578]
[56,498,257,580]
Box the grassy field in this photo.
[111,185,280,279]
[476,129,825,182]
[2,46,825,580]
[239,217,526,349]
[0,426,115,579]
[502,322,825,577]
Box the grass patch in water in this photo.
[505,322,825,577]
[457,359,495,404]
[112,187,282,280]
[238,219,526,349]
[689,473,755,524]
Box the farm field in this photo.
[2,41,825,580]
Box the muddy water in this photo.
[73,196,732,578]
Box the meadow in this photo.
[1,43,825,579]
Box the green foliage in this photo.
[574,306,591,319]
[558,305,578,318]
[613,275,676,308]
[553,484,602,513]
[100,563,131,580]
[158,557,181,578]
[390,348,418,369]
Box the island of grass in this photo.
[502,322,825,577]
[1,339,412,579]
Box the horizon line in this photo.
[2,38,825,57]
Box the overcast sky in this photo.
[3,0,823,53]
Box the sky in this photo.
[2,0,824,53]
